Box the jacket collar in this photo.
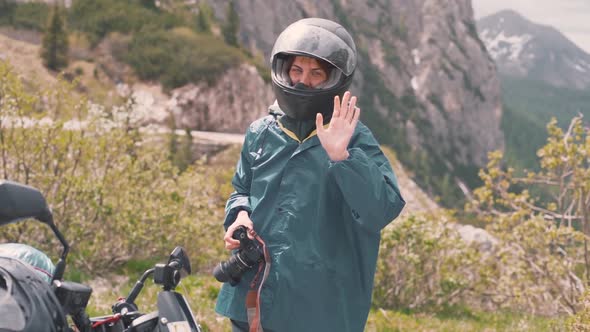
[269,101,329,144]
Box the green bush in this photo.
[468,118,590,315]
[373,213,483,311]
[0,0,14,26]
[374,208,585,316]
[121,28,245,89]
[0,60,229,274]
[68,0,183,46]
[567,291,590,331]
[0,1,49,31]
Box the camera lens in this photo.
[213,226,265,286]
[213,253,252,286]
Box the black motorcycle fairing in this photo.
[128,311,158,332]
[155,291,199,331]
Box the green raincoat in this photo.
[215,107,405,332]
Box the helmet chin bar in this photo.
[272,76,352,121]
[292,82,313,90]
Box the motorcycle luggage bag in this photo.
[0,243,55,283]
[0,256,68,332]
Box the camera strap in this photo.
[245,231,271,332]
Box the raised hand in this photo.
[315,91,360,161]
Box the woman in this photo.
[215,17,405,332]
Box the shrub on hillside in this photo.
[0,61,228,274]
[568,291,590,331]
[374,210,584,315]
[68,0,183,46]
[467,116,589,315]
[0,1,48,31]
[120,28,245,89]
[373,213,483,311]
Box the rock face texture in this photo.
[24,0,505,175]
[169,64,273,133]
[199,0,504,172]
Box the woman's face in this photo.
[288,56,328,88]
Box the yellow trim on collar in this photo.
[277,120,301,143]
[277,121,329,143]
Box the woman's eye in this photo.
[312,71,324,78]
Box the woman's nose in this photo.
[299,71,312,86]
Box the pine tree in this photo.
[41,4,68,71]
[222,0,239,47]
[196,3,211,33]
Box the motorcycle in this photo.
[0,180,202,332]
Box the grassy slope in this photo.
[0,29,125,107]
[0,30,56,86]
[85,273,567,332]
[366,307,566,332]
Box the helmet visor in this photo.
[272,54,344,90]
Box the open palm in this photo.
[316,91,360,161]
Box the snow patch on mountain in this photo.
[477,10,590,89]
[480,29,533,60]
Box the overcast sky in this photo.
[472,0,590,53]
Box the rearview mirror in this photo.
[169,246,191,277]
[0,180,70,282]
[0,180,52,226]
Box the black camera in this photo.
[213,226,264,286]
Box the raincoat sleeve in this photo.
[223,133,253,230]
[327,124,405,233]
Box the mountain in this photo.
[477,9,590,90]
[203,0,504,206]
[0,0,506,207]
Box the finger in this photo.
[316,113,324,134]
[224,225,238,242]
[333,95,340,118]
[347,96,358,122]
[224,232,240,244]
[224,238,240,249]
[352,107,361,127]
[340,91,351,119]
[225,242,239,250]
[243,223,255,239]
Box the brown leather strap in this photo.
[246,230,271,332]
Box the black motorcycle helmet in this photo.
[270,18,357,121]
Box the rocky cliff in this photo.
[13,0,503,202]
[189,0,504,189]
[169,64,273,133]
